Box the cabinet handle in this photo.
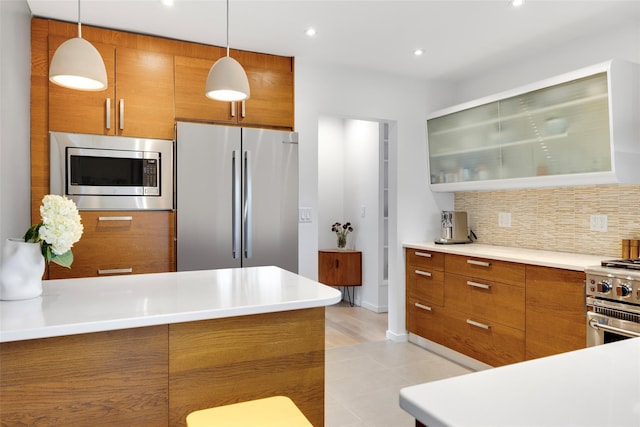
[98,268,133,275]
[466,319,491,330]
[105,98,111,130]
[415,251,432,258]
[119,99,124,130]
[467,280,491,290]
[241,100,246,118]
[467,259,491,267]
[415,270,432,277]
[414,302,432,312]
[230,101,236,117]
[98,216,133,222]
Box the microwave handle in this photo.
[105,98,111,130]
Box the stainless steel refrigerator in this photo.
[176,122,298,273]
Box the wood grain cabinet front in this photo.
[318,250,362,287]
[49,35,175,140]
[48,211,175,279]
[175,51,294,129]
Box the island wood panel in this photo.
[169,308,325,427]
[48,211,175,279]
[0,326,169,425]
[525,265,587,360]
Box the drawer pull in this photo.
[467,259,491,267]
[467,280,491,290]
[415,251,432,258]
[415,270,432,277]
[466,319,491,330]
[414,302,432,312]
[98,216,133,222]
[98,268,133,275]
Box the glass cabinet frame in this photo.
[427,60,639,192]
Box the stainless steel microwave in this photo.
[50,132,174,210]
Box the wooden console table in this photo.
[318,250,362,306]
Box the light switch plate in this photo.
[299,207,312,223]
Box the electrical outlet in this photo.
[590,214,608,232]
[498,212,511,227]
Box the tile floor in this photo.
[325,304,473,427]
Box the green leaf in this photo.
[51,250,74,269]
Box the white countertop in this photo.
[0,266,342,343]
[404,242,606,271]
[400,338,640,427]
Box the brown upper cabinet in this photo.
[48,36,175,140]
[175,50,294,129]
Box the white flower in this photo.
[38,195,83,255]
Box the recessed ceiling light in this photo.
[305,28,317,37]
[161,0,174,6]
[413,49,424,56]
[511,0,524,7]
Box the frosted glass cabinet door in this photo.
[428,72,611,188]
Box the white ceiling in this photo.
[26,0,640,82]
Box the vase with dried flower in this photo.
[331,221,353,250]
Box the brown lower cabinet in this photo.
[48,211,175,279]
[0,308,325,427]
[405,248,586,367]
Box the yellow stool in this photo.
[186,396,313,427]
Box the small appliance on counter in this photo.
[435,211,472,244]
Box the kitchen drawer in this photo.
[406,248,445,271]
[406,268,444,307]
[406,297,447,344]
[445,272,525,330]
[48,211,175,279]
[445,254,525,287]
[442,308,525,367]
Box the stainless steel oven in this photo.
[50,132,173,210]
[586,261,640,346]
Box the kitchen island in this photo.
[400,337,640,427]
[0,266,341,426]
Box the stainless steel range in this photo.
[585,259,640,346]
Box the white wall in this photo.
[0,0,31,251]
[318,117,381,309]
[454,23,640,103]
[296,60,455,339]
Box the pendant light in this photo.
[49,0,107,91]
[205,0,250,102]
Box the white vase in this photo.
[0,238,45,300]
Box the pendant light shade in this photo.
[205,56,250,101]
[49,37,107,91]
[205,0,250,102]
[49,0,107,91]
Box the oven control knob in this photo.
[616,284,632,298]
[597,280,612,293]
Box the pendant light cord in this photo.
[77,0,82,38]
[225,0,230,57]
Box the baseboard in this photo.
[386,329,408,342]
[408,333,493,372]
[361,301,388,313]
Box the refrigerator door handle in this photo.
[243,150,252,259]
[232,150,241,259]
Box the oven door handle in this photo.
[588,319,640,338]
